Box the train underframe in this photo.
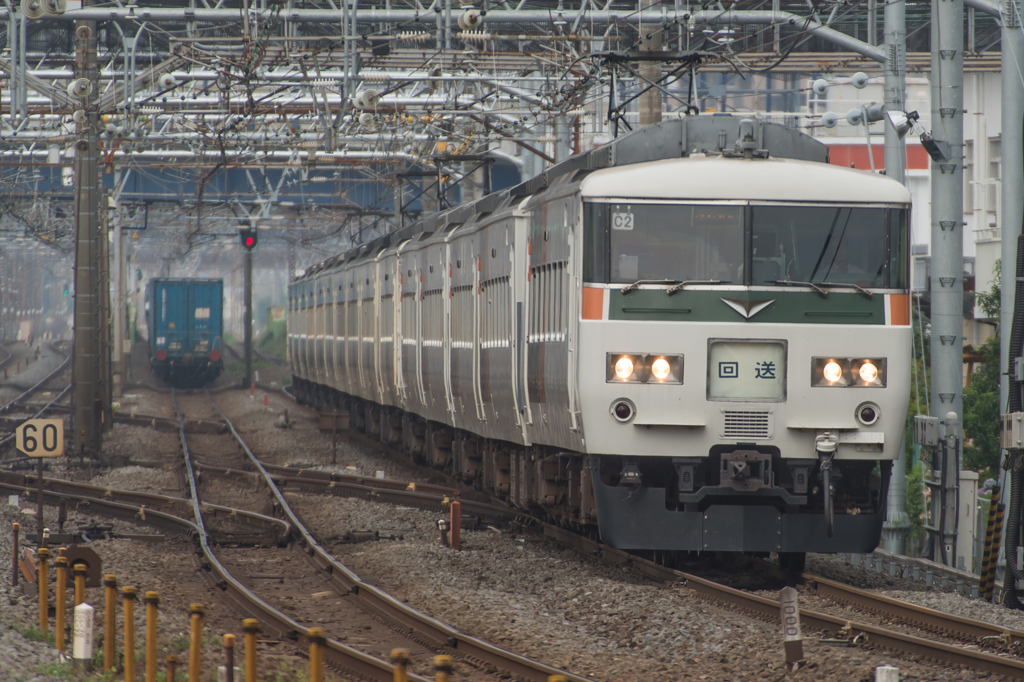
[153,355,224,386]
[292,377,890,564]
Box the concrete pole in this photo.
[638,0,663,126]
[111,188,123,399]
[243,247,253,387]
[881,0,910,555]
[72,9,103,459]
[929,0,964,565]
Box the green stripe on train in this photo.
[607,289,885,324]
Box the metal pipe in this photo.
[73,562,86,606]
[144,592,159,682]
[103,574,116,671]
[242,619,259,682]
[308,628,325,682]
[55,557,68,653]
[188,603,204,682]
[123,587,137,682]
[37,547,49,634]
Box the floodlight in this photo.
[920,132,950,163]
[885,109,920,140]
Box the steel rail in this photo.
[798,571,1024,649]
[171,388,437,682]
[540,524,1024,679]
[202,389,594,682]
[0,341,71,415]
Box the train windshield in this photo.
[584,202,909,289]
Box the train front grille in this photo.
[720,410,772,439]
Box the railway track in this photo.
[0,341,73,457]
[172,388,591,682]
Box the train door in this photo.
[512,206,532,434]
[186,280,221,355]
[158,280,189,356]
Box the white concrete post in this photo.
[73,602,95,673]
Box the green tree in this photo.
[963,263,1001,478]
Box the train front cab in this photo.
[575,160,912,557]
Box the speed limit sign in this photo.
[16,419,64,458]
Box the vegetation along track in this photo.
[172,387,592,682]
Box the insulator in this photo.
[361,73,389,83]
[398,31,432,43]
[458,30,492,41]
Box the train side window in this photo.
[888,208,909,289]
[583,203,609,283]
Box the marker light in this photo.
[651,357,671,380]
[858,361,878,383]
[615,357,634,379]
[823,361,843,383]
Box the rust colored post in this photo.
[391,648,409,682]
[223,634,235,682]
[11,523,18,588]
[308,628,325,682]
[73,563,87,607]
[144,592,159,682]
[434,655,453,682]
[166,655,180,682]
[104,575,117,671]
[263,393,268,407]
[123,587,137,682]
[242,619,259,682]
[188,604,204,682]
[55,557,68,652]
[37,547,49,634]
[450,500,461,551]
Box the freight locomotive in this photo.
[146,278,225,385]
[288,116,912,568]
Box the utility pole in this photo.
[71,7,103,460]
[928,0,964,566]
[243,246,253,388]
[881,0,910,555]
[638,0,663,126]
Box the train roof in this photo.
[581,155,912,203]
[295,116,903,282]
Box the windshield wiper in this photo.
[819,281,874,299]
[620,279,682,295]
[772,280,829,299]
[666,280,731,296]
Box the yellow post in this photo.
[165,655,180,682]
[308,628,325,682]
[188,604,204,682]
[104,575,117,671]
[433,655,453,682]
[223,634,236,682]
[37,547,49,634]
[73,563,87,607]
[391,648,410,682]
[54,557,68,652]
[144,592,159,682]
[123,587,137,682]
[242,619,260,682]
[548,677,568,682]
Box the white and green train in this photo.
[288,116,912,568]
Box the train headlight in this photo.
[851,358,886,387]
[607,353,644,382]
[812,358,849,386]
[644,354,683,384]
[812,357,886,387]
[823,361,843,383]
[607,353,683,383]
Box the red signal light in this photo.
[245,237,255,247]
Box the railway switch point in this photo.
[37,547,49,633]
[72,602,95,673]
[308,628,326,682]
[433,655,453,682]
[55,557,68,652]
[145,591,160,682]
[103,574,117,671]
[188,603,205,682]
[123,587,138,682]
[390,648,410,682]
[242,619,260,682]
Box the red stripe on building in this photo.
[825,143,929,171]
